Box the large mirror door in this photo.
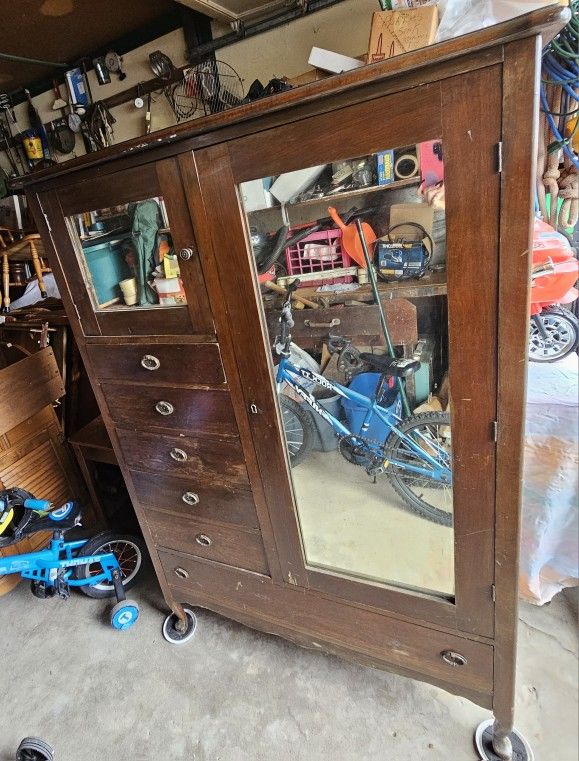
[192,66,501,635]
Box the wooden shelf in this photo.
[264,270,447,307]
[248,177,420,216]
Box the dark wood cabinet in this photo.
[19,8,568,758]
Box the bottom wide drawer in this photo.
[146,510,269,575]
[158,549,493,696]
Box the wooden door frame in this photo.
[43,158,214,338]
[189,64,504,636]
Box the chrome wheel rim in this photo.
[87,539,142,591]
[529,314,576,360]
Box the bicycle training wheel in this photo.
[76,533,145,598]
[279,395,315,468]
[384,411,453,526]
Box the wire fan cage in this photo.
[166,59,244,122]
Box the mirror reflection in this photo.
[241,140,454,598]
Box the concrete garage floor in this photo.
[0,571,576,761]
[292,450,454,596]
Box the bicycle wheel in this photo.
[279,395,315,468]
[384,411,453,526]
[75,533,145,598]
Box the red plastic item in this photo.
[531,219,578,316]
[284,228,353,288]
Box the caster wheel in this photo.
[110,599,139,630]
[475,719,534,761]
[162,606,197,644]
[16,736,54,761]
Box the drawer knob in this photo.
[182,491,200,506]
[141,354,160,371]
[179,247,194,261]
[174,567,189,580]
[195,533,212,547]
[441,650,468,667]
[169,447,188,462]
[155,400,175,416]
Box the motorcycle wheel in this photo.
[529,307,579,362]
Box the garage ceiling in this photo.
[0,0,186,94]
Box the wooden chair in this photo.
[0,229,50,312]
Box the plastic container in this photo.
[284,228,353,288]
[342,372,401,443]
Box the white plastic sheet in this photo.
[436,0,557,41]
[520,353,579,604]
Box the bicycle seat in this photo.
[359,353,420,378]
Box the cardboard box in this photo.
[376,150,395,185]
[368,7,438,62]
[388,202,434,241]
[287,69,330,88]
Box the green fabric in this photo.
[130,199,163,305]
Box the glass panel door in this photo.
[67,196,186,312]
[239,139,453,599]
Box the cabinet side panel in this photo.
[493,36,541,729]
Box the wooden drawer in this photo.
[86,342,225,386]
[101,383,238,436]
[159,549,494,697]
[116,428,250,486]
[129,469,258,529]
[148,512,268,574]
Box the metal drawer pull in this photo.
[441,651,468,667]
[169,448,187,462]
[174,567,189,580]
[304,318,340,329]
[141,354,160,371]
[155,400,174,416]
[179,247,194,261]
[182,492,200,506]
[195,533,212,547]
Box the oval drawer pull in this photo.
[174,567,189,580]
[182,491,200,506]
[441,650,468,668]
[195,533,212,547]
[155,400,174,416]
[169,447,187,462]
[141,354,160,371]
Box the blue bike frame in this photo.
[0,536,121,588]
[276,357,451,483]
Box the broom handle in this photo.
[355,218,411,417]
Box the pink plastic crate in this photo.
[284,228,353,288]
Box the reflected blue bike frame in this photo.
[276,357,452,484]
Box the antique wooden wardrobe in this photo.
[19,8,568,758]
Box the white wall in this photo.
[1,0,378,177]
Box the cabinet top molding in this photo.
[12,5,569,191]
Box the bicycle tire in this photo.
[75,533,145,598]
[279,395,315,468]
[384,411,453,526]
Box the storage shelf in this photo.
[248,177,420,216]
[264,270,447,307]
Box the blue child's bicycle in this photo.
[0,487,144,630]
[274,281,453,527]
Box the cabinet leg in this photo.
[474,718,534,761]
[162,602,198,645]
[491,721,513,760]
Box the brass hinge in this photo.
[496,142,503,173]
[491,584,496,602]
